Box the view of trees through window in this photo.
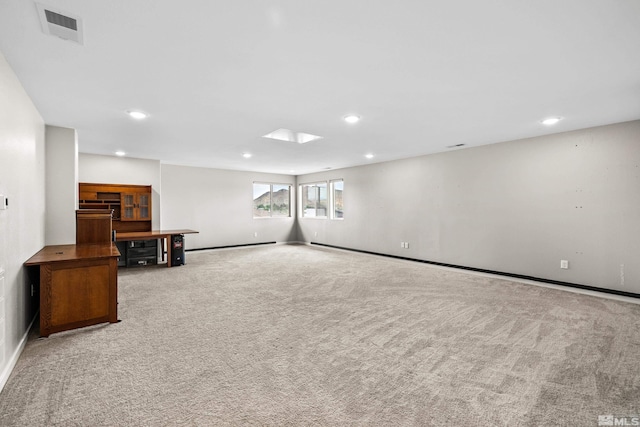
[253,183,290,218]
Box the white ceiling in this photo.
[1,1,639,175]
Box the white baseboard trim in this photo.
[0,314,36,393]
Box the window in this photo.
[300,182,327,218]
[330,179,344,219]
[271,184,291,217]
[253,183,291,218]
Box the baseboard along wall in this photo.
[310,242,640,300]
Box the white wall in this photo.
[45,125,78,245]
[297,120,640,294]
[78,153,161,229]
[77,157,297,249]
[0,52,45,390]
[160,164,296,249]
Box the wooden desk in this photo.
[25,243,120,337]
[116,229,198,267]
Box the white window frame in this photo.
[253,182,291,218]
[330,179,344,220]
[299,181,328,219]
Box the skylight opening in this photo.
[540,116,563,126]
[263,128,323,144]
[127,110,148,120]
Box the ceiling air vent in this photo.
[37,3,84,44]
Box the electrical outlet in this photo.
[560,260,569,269]
[314,231,318,237]
[253,232,258,237]
[405,242,409,249]
[400,242,405,248]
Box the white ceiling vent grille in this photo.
[36,3,84,44]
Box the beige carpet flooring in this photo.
[1,244,639,426]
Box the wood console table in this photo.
[25,243,120,337]
[116,229,198,267]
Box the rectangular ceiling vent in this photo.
[36,3,84,44]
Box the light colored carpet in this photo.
[1,244,639,426]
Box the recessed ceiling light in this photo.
[365,153,374,159]
[242,153,252,158]
[127,110,148,120]
[540,116,563,126]
[263,128,322,144]
[115,151,126,156]
[344,115,361,124]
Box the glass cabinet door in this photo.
[137,194,150,220]
[122,193,135,220]
[120,192,151,221]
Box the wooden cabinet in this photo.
[25,243,120,337]
[79,183,152,233]
[76,209,113,244]
[121,192,151,221]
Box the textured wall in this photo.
[297,120,640,293]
